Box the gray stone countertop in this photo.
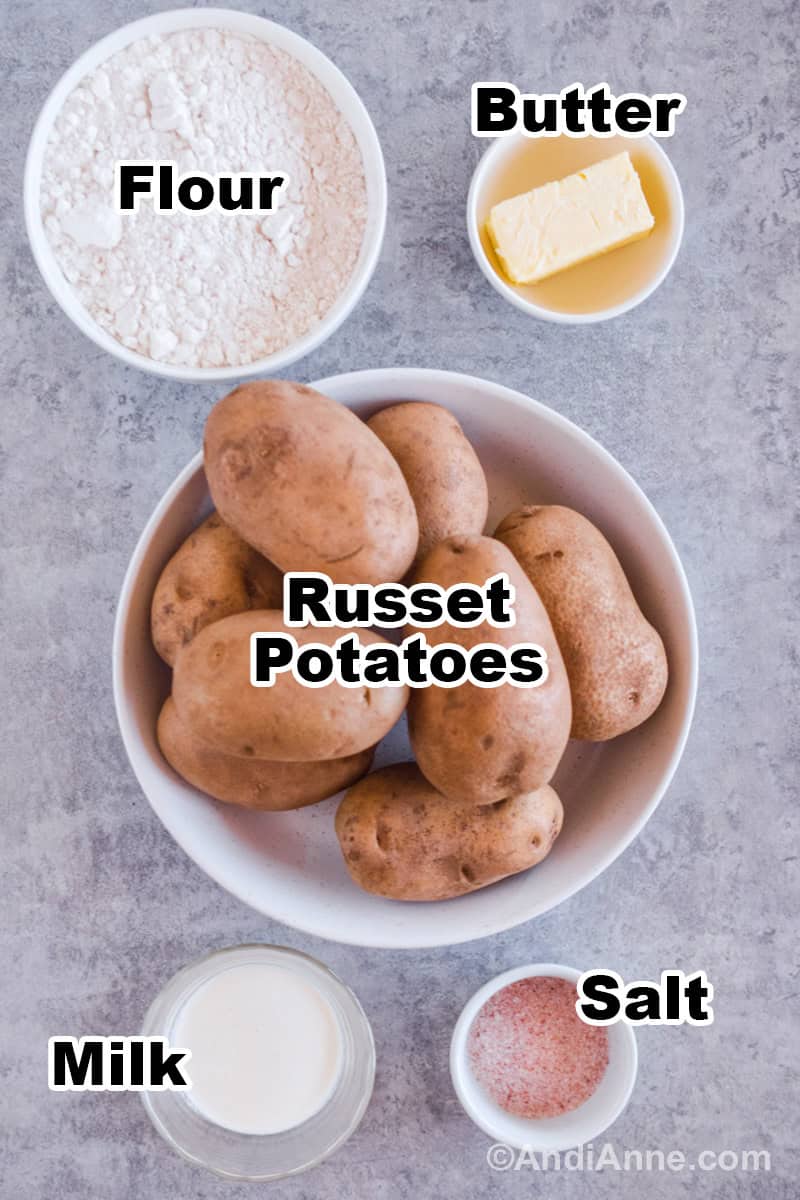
[1,0,797,1196]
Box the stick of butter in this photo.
[486,152,655,285]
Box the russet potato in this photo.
[158,697,373,810]
[203,381,419,585]
[151,511,282,667]
[336,763,563,901]
[495,505,668,740]
[408,536,572,803]
[367,401,488,564]
[172,610,409,761]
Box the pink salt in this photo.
[467,976,609,1119]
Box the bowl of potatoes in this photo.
[113,368,697,948]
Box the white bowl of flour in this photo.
[24,9,387,380]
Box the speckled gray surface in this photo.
[2,0,798,1196]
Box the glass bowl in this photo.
[140,943,375,1180]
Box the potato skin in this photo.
[408,536,571,803]
[172,610,409,761]
[158,698,373,811]
[204,381,419,585]
[336,763,563,901]
[495,505,668,740]
[151,512,283,666]
[367,402,488,563]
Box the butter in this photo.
[486,151,655,285]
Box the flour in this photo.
[40,29,368,368]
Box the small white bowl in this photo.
[112,367,697,949]
[467,133,684,324]
[450,963,638,1151]
[23,8,387,381]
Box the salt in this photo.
[467,976,609,1119]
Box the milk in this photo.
[172,963,343,1135]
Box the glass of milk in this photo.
[141,944,375,1180]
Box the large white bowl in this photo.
[113,369,697,948]
[24,8,387,382]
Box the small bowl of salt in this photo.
[450,963,638,1153]
[24,8,387,381]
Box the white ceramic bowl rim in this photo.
[112,368,698,948]
[23,7,387,381]
[450,962,638,1151]
[466,133,685,325]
